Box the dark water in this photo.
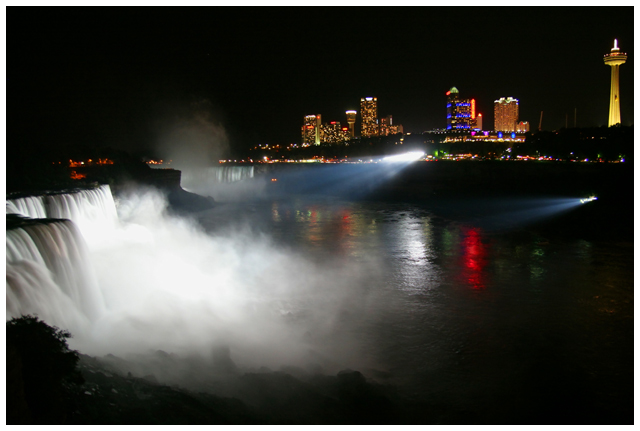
[196,198,633,424]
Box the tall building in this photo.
[379,115,403,135]
[379,115,392,136]
[475,113,483,131]
[320,121,344,144]
[603,39,627,126]
[360,97,379,137]
[302,114,321,146]
[494,97,519,132]
[340,126,350,142]
[446,87,475,130]
[345,111,357,138]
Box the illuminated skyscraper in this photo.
[446,87,474,130]
[302,114,321,146]
[475,113,483,131]
[360,97,378,137]
[345,110,357,138]
[603,39,627,126]
[320,121,344,144]
[494,97,519,132]
[379,115,391,136]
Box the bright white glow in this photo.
[7,188,381,373]
[580,196,598,204]
[382,151,425,162]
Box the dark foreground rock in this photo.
[71,354,402,425]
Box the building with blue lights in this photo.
[446,87,477,130]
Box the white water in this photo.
[8,185,117,225]
[5,184,371,372]
[6,220,104,337]
[6,195,47,219]
[180,166,265,202]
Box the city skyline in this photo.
[8,6,634,158]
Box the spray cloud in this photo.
[7,186,384,382]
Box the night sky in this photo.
[8,6,634,159]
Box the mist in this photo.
[61,186,384,385]
[155,99,230,170]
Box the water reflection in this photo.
[197,199,633,422]
[271,202,280,222]
[461,227,488,290]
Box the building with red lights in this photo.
[302,114,321,146]
[320,121,348,144]
[446,87,477,130]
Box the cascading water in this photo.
[5,183,359,367]
[212,165,254,183]
[6,185,119,341]
[6,195,47,219]
[7,220,104,332]
[7,185,118,229]
[180,165,254,186]
[45,185,119,231]
[180,165,264,202]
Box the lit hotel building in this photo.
[360,97,379,137]
[446,87,476,130]
[302,114,321,146]
[320,121,349,144]
[494,97,519,132]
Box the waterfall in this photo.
[7,185,118,228]
[6,185,117,338]
[180,165,263,202]
[45,185,118,229]
[6,220,104,335]
[5,183,332,363]
[6,195,47,219]
[212,166,254,183]
[181,166,254,185]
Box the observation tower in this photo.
[603,39,627,126]
[346,110,357,138]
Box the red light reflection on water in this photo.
[462,228,487,289]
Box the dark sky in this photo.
[8,6,634,158]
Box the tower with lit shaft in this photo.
[603,39,627,126]
[346,110,357,138]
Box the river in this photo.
[196,197,633,423]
